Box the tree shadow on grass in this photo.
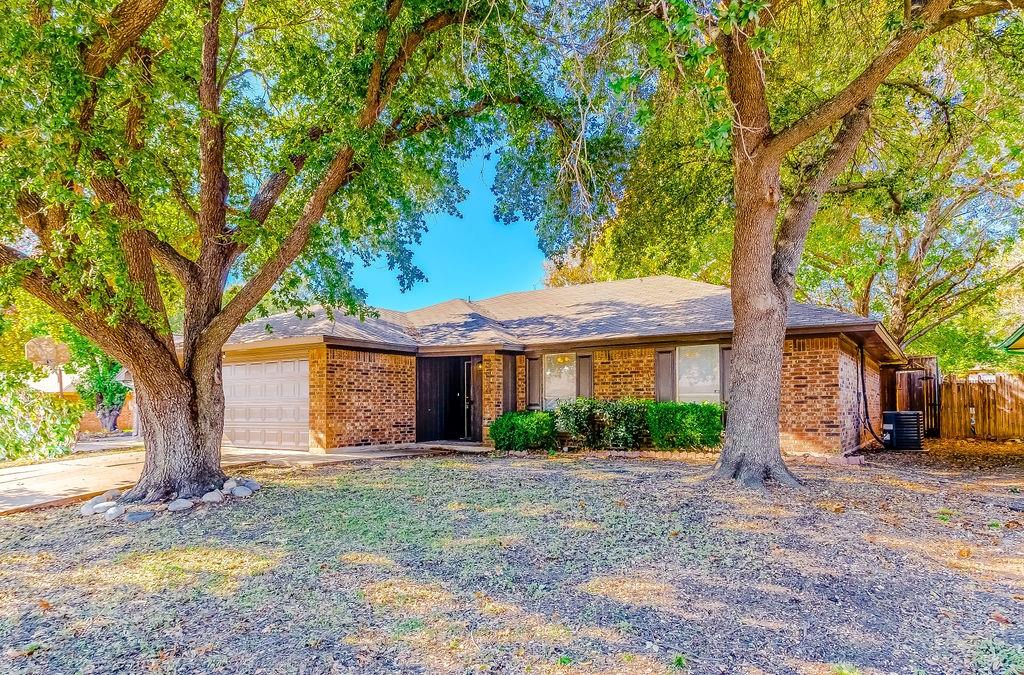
[0,451,1021,673]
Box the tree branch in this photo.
[931,0,1020,31]
[717,24,774,158]
[772,99,874,295]
[159,157,200,224]
[197,0,229,244]
[137,229,200,289]
[200,4,490,354]
[375,8,477,118]
[766,0,1017,157]
[245,127,329,226]
[201,147,360,349]
[81,0,168,79]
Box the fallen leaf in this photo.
[37,599,51,611]
[957,547,972,559]
[1005,521,1021,530]
[991,612,1013,625]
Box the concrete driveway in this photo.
[0,443,478,515]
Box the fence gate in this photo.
[895,356,941,437]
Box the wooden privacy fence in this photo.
[940,374,1024,440]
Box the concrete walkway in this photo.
[0,443,483,515]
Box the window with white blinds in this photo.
[675,345,721,403]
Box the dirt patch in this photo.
[1,441,1022,673]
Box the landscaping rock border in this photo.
[77,476,262,523]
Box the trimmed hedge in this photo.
[646,401,724,449]
[488,411,557,452]
[554,397,651,450]
[603,398,650,449]
[553,397,604,448]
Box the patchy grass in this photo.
[1,441,1023,673]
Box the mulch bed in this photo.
[1,440,1022,674]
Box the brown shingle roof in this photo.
[227,275,879,351]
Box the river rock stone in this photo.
[167,498,194,512]
[223,479,238,491]
[240,479,261,492]
[201,490,223,503]
[80,503,97,516]
[231,485,253,498]
[126,511,155,523]
[101,489,121,501]
[91,501,117,513]
[103,505,126,521]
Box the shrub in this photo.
[603,398,651,449]
[554,397,604,448]
[489,411,557,452]
[0,382,83,461]
[646,401,724,450]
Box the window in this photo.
[542,353,576,410]
[675,345,721,403]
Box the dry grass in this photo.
[1,440,1022,673]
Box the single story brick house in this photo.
[220,276,904,454]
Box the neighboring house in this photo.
[1000,323,1024,351]
[29,369,135,433]
[221,276,904,455]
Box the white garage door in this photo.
[222,358,310,451]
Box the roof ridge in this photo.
[473,275,713,305]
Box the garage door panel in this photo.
[222,358,309,451]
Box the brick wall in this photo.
[481,354,504,442]
[779,338,842,453]
[779,337,881,454]
[300,337,880,454]
[592,348,656,400]
[309,345,416,451]
[838,340,881,449]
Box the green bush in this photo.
[646,401,724,450]
[554,397,604,448]
[555,397,653,450]
[488,411,557,452]
[603,398,651,449]
[0,382,83,461]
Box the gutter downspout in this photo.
[857,343,885,450]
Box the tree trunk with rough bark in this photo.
[713,160,802,488]
[96,404,122,433]
[122,359,227,502]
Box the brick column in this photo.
[308,345,328,453]
[481,353,503,444]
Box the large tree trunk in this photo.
[713,160,802,488]
[96,403,122,433]
[122,360,226,503]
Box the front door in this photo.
[462,359,472,439]
[416,356,483,442]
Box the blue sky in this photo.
[351,149,548,310]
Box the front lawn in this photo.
[1,443,1022,673]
